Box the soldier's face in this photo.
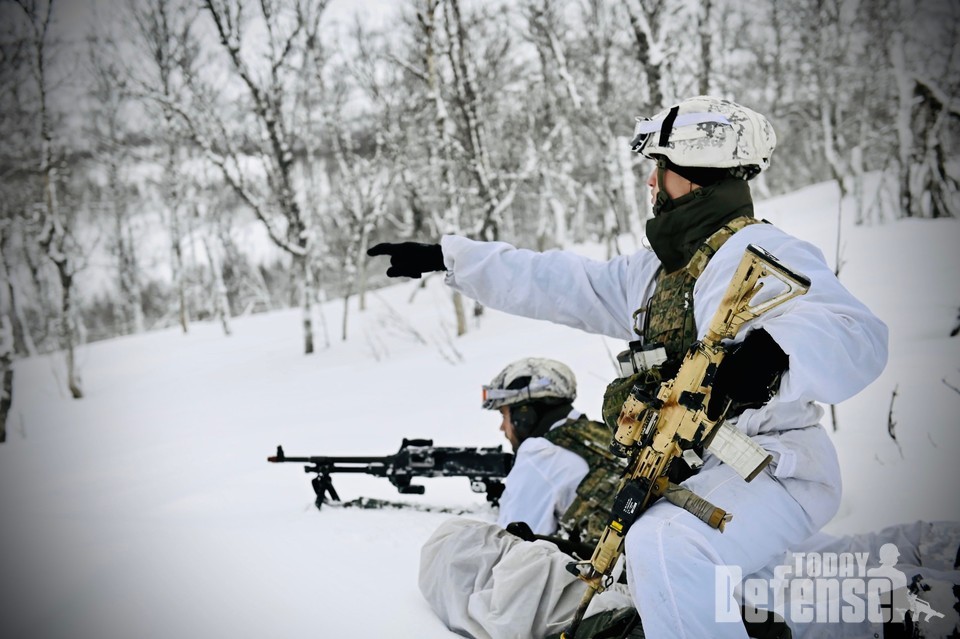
[499,407,520,451]
[647,165,695,203]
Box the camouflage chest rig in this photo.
[543,415,628,547]
[546,217,765,548]
[640,215,766,360]
[603,216,765,484]
[601,215,765,433]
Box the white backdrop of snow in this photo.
[1,177,958,638]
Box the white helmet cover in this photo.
[631,96,777,179]
[482,358,577,410]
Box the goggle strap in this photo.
[482,377,552,403]
[633,111,731,138]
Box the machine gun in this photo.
[560,244,811,638]
[268,438,514,509]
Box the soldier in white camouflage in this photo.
[480,357,626,547]
[418,359,637,639]
[373,96,890,639]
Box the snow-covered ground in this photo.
[1,178,958,639]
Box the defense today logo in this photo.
[715,543,946,626]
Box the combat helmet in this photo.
[631,96,777,185]
[482,358,577,443]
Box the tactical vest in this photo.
[601,216,764,435]
[543,415,628,546]
[638,215,765,360]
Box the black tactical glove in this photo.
[366,242,445,279]
[707,328,788,421]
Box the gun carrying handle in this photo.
[401,438,433,448]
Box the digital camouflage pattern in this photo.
[641,267,697,363]
[544,415,628,547]
[641,216,766,360]
[601,216,764,434]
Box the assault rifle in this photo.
[561,244,811,638]
[268,438,514,510]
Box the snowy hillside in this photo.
[1,178,958,639]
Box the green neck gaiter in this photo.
[645,178,755,273]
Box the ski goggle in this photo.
[482,377,553,409]
[629,110,731,154]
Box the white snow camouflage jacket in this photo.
[440,223,889,529]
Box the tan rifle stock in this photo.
[560,244,810,638]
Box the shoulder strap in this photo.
[684,216,766,278]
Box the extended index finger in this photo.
[366,243,395,257]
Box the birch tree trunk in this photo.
[624,0,666,109]
[0,227,15,441]
[54,261,82,399]
[136,0,325,354]
[90,39,145,336]
[890,30,915,217]
[0,222,37,357]
[444,0,508,241]
[698,0,713,95]
[111,167,145,335]
[420,0,469,335]
[297,254,316,353]
[201,231,231,336]
[22,0,83,398]
[199,0,324,353]
[0,316,12,444]
[166,149,189,334]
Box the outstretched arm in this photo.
[440,235,662,340]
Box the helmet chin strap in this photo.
[654,157,672,215]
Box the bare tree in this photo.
[0,218,37,357]
[0,316,12,442]
[159,0,331,354]
[10,0,84,398]
[386,0,513,335]
[420,0,471,334]
[697,0,713,95]
[88,33,145,336]
[129,0,198,334]
[622,0,681,109]
[892,47,960,218]
[522,0,581,250]
[194,202,232,336]
[322,24,401,340]
[0,25,41,360]
[0,221,19,442]
[525,0,646,249]
[443,0,522,241]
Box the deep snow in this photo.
[0,178,958,638]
